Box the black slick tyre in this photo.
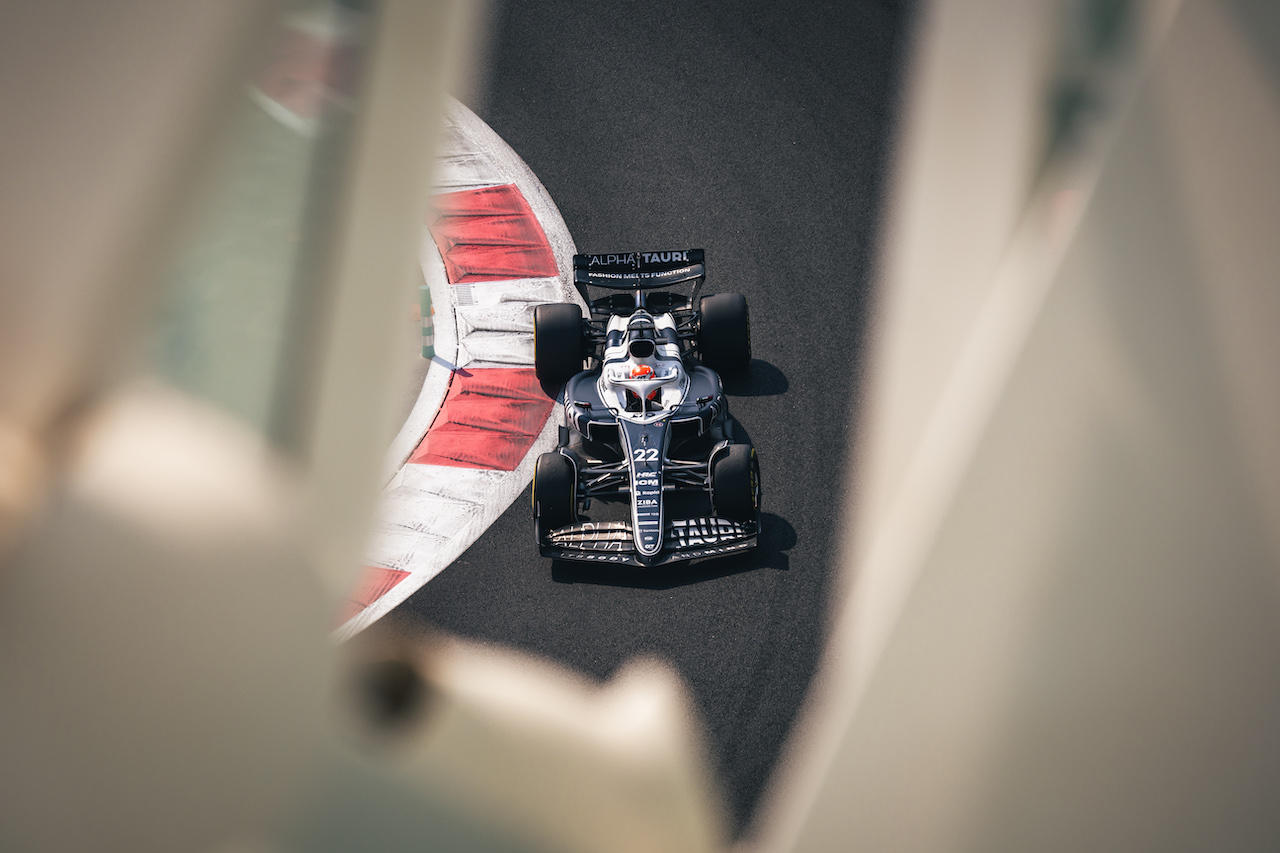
[533,452,577,540]
[534,303,584,385]
[698,293,751,374]
[711,444,760,521]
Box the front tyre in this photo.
[711,444,760,521]
[534,303,584,385]
[533,452,577,541]
[698,293,751,374]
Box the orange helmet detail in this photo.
[629,363,654,379]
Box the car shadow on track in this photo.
[550,511,796,589]
[721,359,787,396]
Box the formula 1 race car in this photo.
[532,249,760,567]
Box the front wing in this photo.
[541,516,757,567]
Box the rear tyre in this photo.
[533,452,577,540]
[699,293,751,374]
[534,303,584,385]
[711,444,760,521]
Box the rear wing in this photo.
[572,249,705,296]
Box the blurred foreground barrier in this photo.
[750,2,1280,851]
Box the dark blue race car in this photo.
[532,249,759,567]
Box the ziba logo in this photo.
[641,251,687,264]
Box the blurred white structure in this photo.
[754,1,1280,850]
[0,2,724,852]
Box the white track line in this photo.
[335,99,580,640]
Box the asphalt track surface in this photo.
[380,1,913,835]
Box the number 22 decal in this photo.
[632,448,659,462]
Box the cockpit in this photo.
[597,311,688,420]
